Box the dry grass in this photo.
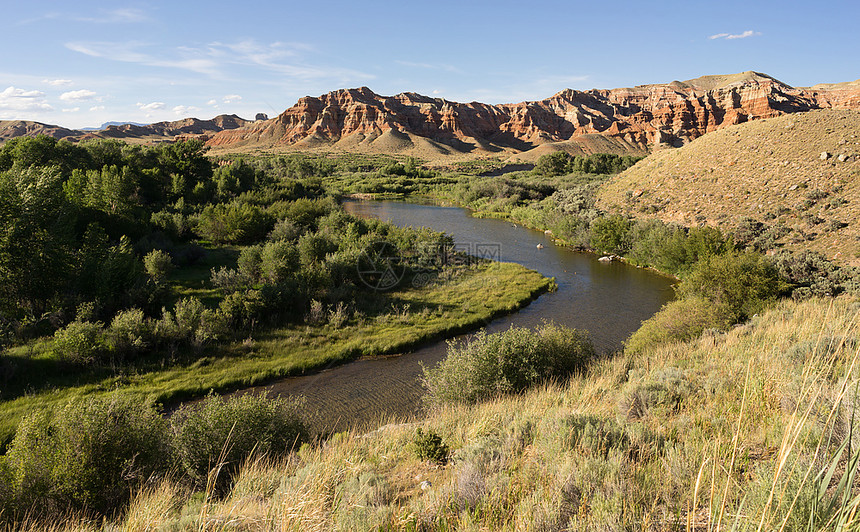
[597,109,860,265]
[69,295,856,530]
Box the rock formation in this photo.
[0,115,250,143]
[206,72,860,156]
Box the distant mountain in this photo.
[80,121,149,131]
[0,115,251,143]
[206,72,860,160]
[0,120,80,142]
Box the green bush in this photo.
[107,308,151,358]
[624,297,721,354]
[533,151,572,176]
[169,393,308,490]
[677,251,787,324]
[51,320,108,364]
[237,244,263,283]
[5,395,168,515]
[143,249,174,284]
[411,428,450,464]
[590,214,632,255]
[260,240,299,284]
[422,322,595,406]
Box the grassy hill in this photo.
[37,294,854,530]
[596,109,860,265]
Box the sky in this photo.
[1,0,858,129]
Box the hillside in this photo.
[0,114,252,144]
[206,72,860,159]
[0,120,80,142]
[58,295,860,530]
[596,109,860,265]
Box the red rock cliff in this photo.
[207,72,860,152]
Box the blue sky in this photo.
[1,0,857,129]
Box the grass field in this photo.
[0,261,552,446]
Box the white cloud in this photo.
[207,99,217,106]
[62,107,80,113]
[136,101,165,111]
[0,86,53,112]
[60,89,97,101]
[78,8,149,23]
[66,41,219,76]
[20,8,148,25]
[44,79,73,86]
[89,105,105,112]
[223,94,242,104]
[709,30,761,40]
[432,89,442,95]
[172,105,199,115]
[64,38,373,84]
[395,60,461,73]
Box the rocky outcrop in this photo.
[0,115,250,144]
[99,114,249,139]
[207,72,860,154]
[0,120,81,142]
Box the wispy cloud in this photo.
[172,105,199,115]
[60,89,97,101]
[44,79,73,86]
[0,86,53,112]
[394,60,461,73]
[64,39,373,83]
[223,94,242,104]
[66,41,219,75]
[709,30,761,40]
[206,40,372,81]
[76,8,149,24]
[62,107,80,113]
[89,105,105,112]
[19,8,149,26]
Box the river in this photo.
[244,200,675,432]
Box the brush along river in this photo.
[235,200,675,433]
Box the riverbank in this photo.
[74,295,860,531]
[0,261,553,446]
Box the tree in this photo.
[533,151,572,176]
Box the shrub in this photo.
[260,240,299,284]
[210,266,245,293]
[196,202,273,244]
[411,428,450,464]
[677,251,787,324]
[624,297,721,354]
[617,367,697,421]
[107,308,151,358]
[237,244,263,283]
[590,214,632,255]
[143,249,174,284]
[218,289,265,331]
[169,393,308,490]
[533,151,572,176]
[5,395,168,515]
[422,322,595,405]
[51,320,108,364]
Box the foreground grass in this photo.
[0,261,552,446]
[89,295,860,530]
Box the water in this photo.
[240,201,675,431]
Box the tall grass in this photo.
[6,296,858,530]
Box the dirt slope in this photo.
[596,109,860,265]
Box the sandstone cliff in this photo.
[207,72,860,158]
